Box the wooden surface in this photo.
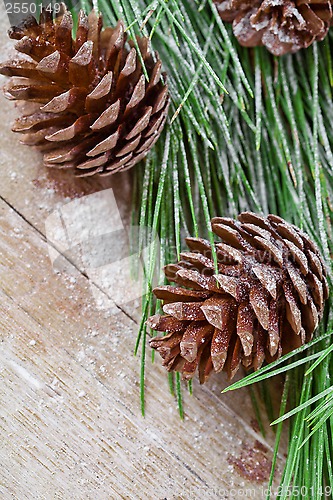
[0,7,287,499]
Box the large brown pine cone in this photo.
[148,212,329,383]
[215,1,333,56]
[0,7,169,176]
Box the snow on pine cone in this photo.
[0,7,169,176]
[148,212,329,383]
[215,0,333,56]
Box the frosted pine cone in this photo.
[215,1,333,56]
[148,213,329,383]
[0,7,169,176]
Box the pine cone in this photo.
[215,1,333,56]
[0,7,169,176]
[148,212,329,383]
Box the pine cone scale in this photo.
[211,326,232,372]
[86,71,113,106]
[180,322,213,362]
[252,265,278,299]
[0,59,45,79]
[201,295,234,330]
[302,296,318,333]
[236,302,254,356]
[283,281,302,334]
[267,300,280,356]
[40,88,87,114]
[250,285,270,331]
[148,212,329,382]
[163,302,207,321]
[298,4,326,35]
[153,285,211,302]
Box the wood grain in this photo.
[0,6,287,499]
